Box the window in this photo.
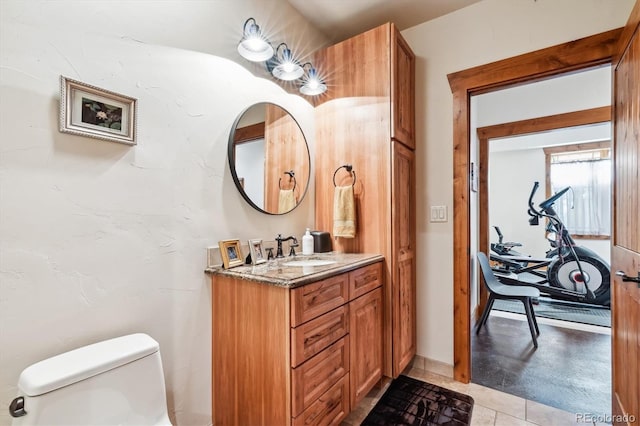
[544,142,611,239]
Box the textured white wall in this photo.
[0,1,327,425]
[490,148,548,254]
[475,66,612,127]
[490,148,611,264]
[401,0,633,366]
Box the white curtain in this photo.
[550,159,611,236]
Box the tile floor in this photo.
[342,364,593,426]
[343,312,612,426]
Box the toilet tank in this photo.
[11,333,172,426]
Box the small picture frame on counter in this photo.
[219,239,244,269]
[248,239,266,265]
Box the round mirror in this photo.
[228,102,310,215]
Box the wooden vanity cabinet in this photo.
[313,22,416,378]
[212,260,383,426]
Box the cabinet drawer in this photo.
[292,374,350,426]
[291,305,349,367]
[349,262,383,300]
[292,336,350,418]
[291,273,349,327]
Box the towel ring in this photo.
[279,170,296,191]
[333,164,356,187]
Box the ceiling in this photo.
[286,0,483,43]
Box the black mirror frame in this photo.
[227,102,310,215]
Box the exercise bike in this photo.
[490,182,611,307]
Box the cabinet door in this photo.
[391,26,415,149]
[392,142,416,376]
[350,287,383,407]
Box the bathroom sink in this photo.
[282,259,337,267]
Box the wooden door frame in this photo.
[447,28,622,383]
[476,106,612,314]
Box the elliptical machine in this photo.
[490,182,611,307]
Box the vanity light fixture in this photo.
[270,43,304,81]
[299,63,327,96]
[237,18,274,62]
[237,18,326,96]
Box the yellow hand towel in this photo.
[333,185,356,238]
[278,189,296,213]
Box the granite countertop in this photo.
[205,252,384,288]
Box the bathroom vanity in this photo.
[208,253,384,426]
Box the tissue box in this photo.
[311,231,332,253]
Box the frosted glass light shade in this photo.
[300,67,327,96]
[272,62,304,80]
[300,80,327,96]
[271,46,303,81]
[237,20,273,62]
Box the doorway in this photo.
[447,28,622,385]
[468,70,613,413]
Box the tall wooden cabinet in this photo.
[314,22,416,378]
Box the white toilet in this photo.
[10,333,172,425]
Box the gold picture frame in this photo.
[59,76,137,145]
[219,239,244,269]
[248,239,266,265]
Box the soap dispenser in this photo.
[302,228,314,255]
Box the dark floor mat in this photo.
[493,297,611,327]
[361,375,474,426]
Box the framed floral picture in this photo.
[219,239,244,269]
[248,239,266,265]
[59,76,137,145]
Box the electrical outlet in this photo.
[430,205,447,223]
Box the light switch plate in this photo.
[430,205,447,223]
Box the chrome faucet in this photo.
[275,234,299,258]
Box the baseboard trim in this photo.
[411,355,454,378]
